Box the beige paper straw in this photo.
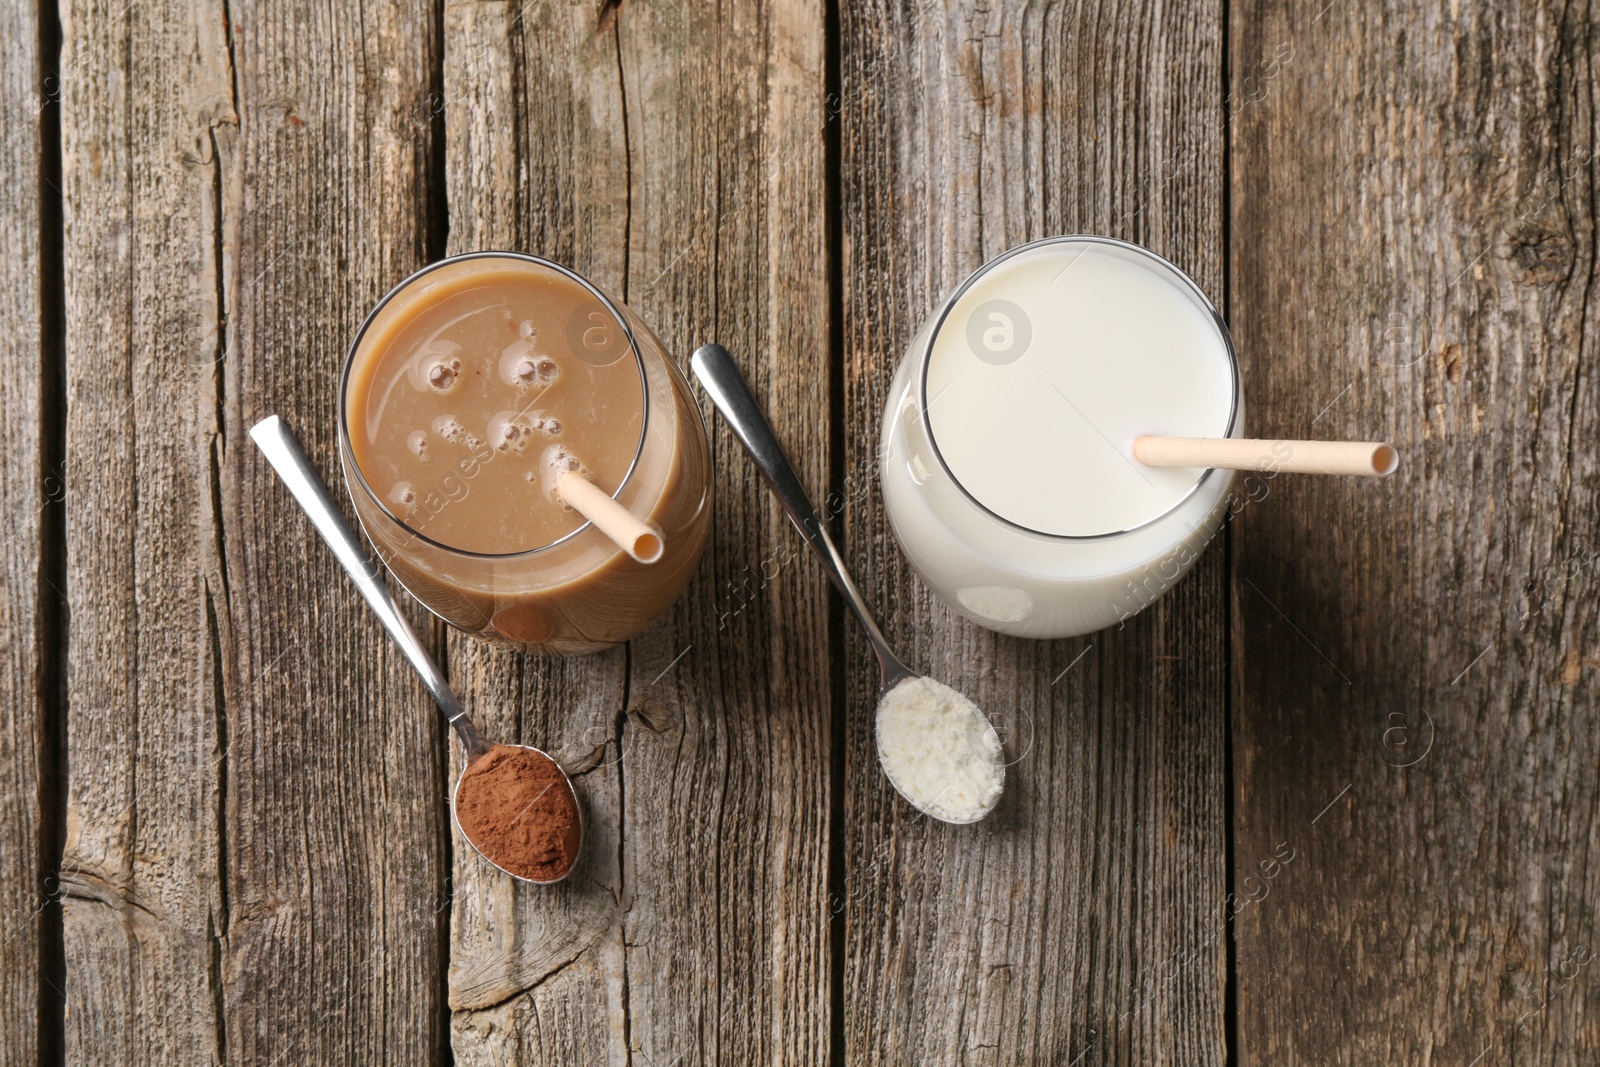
[556,471,664,563]
[1133,436,1399,477]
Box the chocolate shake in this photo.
[340,254,711,653]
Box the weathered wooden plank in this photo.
[59,0,449,1059]
[840,3,1229,1063]
[0,0,45,1060]
[57,0,233,1059]
[215,0,449,1059]
[1230,2,1600,1061]
[441,4,632,1064]
[451,943,629,1067]
[442,0,832,1062]
[617,0,831,1060]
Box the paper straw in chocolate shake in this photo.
[548,454,664,564]
[250,415,583,884]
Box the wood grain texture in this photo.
[56,0,233,1058]
[1229,1,1600,1062]
[30,0,1600,1060]
[839,2,1230,1063]
[57,0,448,1059]
[0,0,44,1061]
[442,7,632,1065]
[216,0,448,1058]
[442,0,831,1062]
[617,0,831,1061]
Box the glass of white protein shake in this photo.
[879,235,1244,639]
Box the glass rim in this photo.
[338,250,651,561]
[916,234,1243,542]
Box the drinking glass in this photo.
[879,235,1243,639]
[339,252,712,655]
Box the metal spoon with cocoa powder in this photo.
[250,416,582,885]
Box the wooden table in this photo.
[3,0,1595,1062]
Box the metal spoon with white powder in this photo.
[691,344,1004,823]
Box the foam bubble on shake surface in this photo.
[875,676,1004,823]
[432,415,466,444]
[388,481,417,510]
[488,410,535,454]
[500,340,560,388]
[540,444,590,509]
[411,341,464,393]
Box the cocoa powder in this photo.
[454,744,581,881]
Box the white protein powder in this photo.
[875,676,1005,823]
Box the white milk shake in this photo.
[880,236,1243,639]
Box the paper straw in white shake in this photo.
[1133,436,1398,477]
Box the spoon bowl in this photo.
[249,415,582,884]
[451,743,584,885]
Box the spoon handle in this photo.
[248,415,487,756]
[690,344,909,689]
